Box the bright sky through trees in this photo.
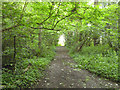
[58,34,65,46]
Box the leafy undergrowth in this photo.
[2,48,56,88]
[69,45,119,82]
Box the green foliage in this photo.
[65,3,119,83]
[2,56,54,88]
[2,1,119,88]
[70,45,119,82]
[40,45,56,58]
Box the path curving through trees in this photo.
[35,46,119,88]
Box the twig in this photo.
[24,63,32,73]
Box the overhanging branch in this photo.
[36,2,55,25]
[52,2,61,26]
[53,3,77,28]
[2,2,28,32]
[2,24,23,32]
[53,13,73,28]
[20,2,28,20]
[31,27,60,31]
[36,16,51,25]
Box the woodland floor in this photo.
[34,46,119,88]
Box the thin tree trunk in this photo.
[38,29,41,49]
[76,36,90,52]
[12,36,16,71]
[93,38,97,46]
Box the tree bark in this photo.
[38,30,42,49]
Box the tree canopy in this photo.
[1,1,119,88]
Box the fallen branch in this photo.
[24,63,32,73]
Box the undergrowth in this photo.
[2,46,56,88]
[69,45,119,82]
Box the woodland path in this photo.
[35,46,119,88]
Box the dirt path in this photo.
[35,46,119,88]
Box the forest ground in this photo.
[34,46,119,88]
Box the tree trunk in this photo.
[77,36,89,52]
[93,36,100,46]
[12,36,16,71]
[93,38,97,46]
[38,30,42,49]
[79,33,82,42]
[0,26,2,70]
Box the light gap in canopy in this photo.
[58,34,65,46]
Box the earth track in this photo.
[35,46,119,88]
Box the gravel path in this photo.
[35,46,119,88]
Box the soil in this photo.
[34,46,119,88]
